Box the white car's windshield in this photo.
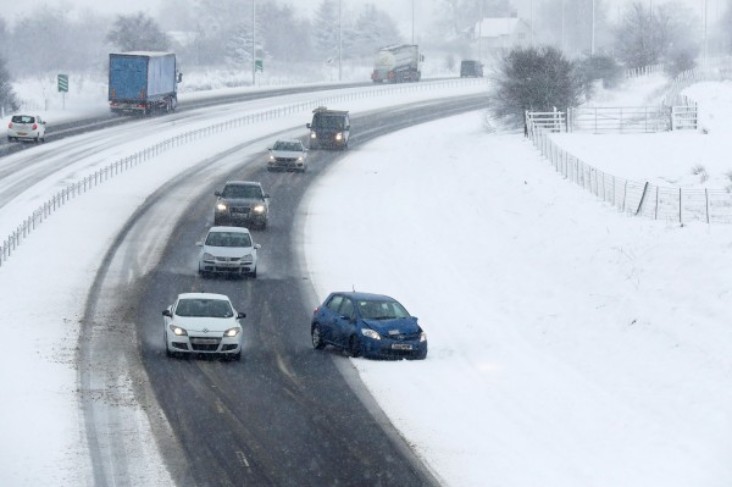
[205,232,252,248]
[175,298,234,318]
[273,141,302,151]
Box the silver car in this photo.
[163,292,246,360]
[197,226,260,278]
[267,139,308,172]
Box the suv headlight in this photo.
[168,324,188,336]
[241,253,253,263]
[310,131,317,139]
[269,154,275,161]
[420,332,427,343]
[253,204,265,214]
[224,327,241,337]
[202,252,215,262]
[335,132,343,141]
[216,203,227,211]
[361,328,381,340]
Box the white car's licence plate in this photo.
[192,338,218,345]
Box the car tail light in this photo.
[32,123,38,130]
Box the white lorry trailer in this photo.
[371,44,423,83]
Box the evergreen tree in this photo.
[489,46,582,127]
[350,4,403,57]
[312,0,340,62]
[0,56,19,113]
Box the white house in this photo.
[473,17,532,58]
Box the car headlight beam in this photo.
[216,203,227,211]
[169,324,188,336]
[253,204,265,214]
[224,327,241,337]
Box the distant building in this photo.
[473,17,531,58]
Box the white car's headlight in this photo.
[335,132,343,141]
[253,204,265,214]
[269,154,275,161]
[169,324,188,336]
[224,327,241,337]
[361,328,381,340]
[241,253,253,263]
[420,332,427,343]
[297,156,304,162]
[216,203,227,211]
[202,252,215,261]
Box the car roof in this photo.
[274,138,303,144]
[207,226,251,234]
[330,291,396,301]
[177,292,231,301]
[224,180,262,187]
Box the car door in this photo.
[319,294,343,345]
[333,297,357,347]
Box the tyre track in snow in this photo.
[80,95,487,485]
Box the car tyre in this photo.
[230,351,241,361]
[311,324,326,350]
[250,267,257,279]
[348,335,362,358]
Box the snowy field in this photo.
[2,74,732,486]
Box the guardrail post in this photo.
[705,188,710,224]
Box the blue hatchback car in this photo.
[311,292,428,359]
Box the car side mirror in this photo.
[267,147,272,151]
[263,193,270,199]
[306,123,311,129]
[345,125,350,130]
[177,72,183,83]
[237,312,246,320]
[214,191,222,197]
[195,241,203,247]
[162,309,172,317]
[254,243,261,249]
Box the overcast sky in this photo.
[1,0,724,34]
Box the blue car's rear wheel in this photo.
[311,324,326,350]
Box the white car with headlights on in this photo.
[163,293,246,360]
[267,139,308,172]
[197,226,260,278]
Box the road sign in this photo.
[57,74,68,93]
[255,60,263,72]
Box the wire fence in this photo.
[528,124,732,225]
[0,78,487,268]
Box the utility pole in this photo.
[338,0,342,81]
[591,0,596,55]
[560,0,566,52]
[530,0,534,45]
[703,0,708,67]
[251,0,256,86]
[411,0,415,44]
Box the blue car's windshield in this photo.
[357,299,410,320]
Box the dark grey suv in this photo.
[214,181,270,229]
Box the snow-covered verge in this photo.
[3,72,732,486]
[0,82,484,485]
[301,78,732,486]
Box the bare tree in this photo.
[106,12,170,52]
